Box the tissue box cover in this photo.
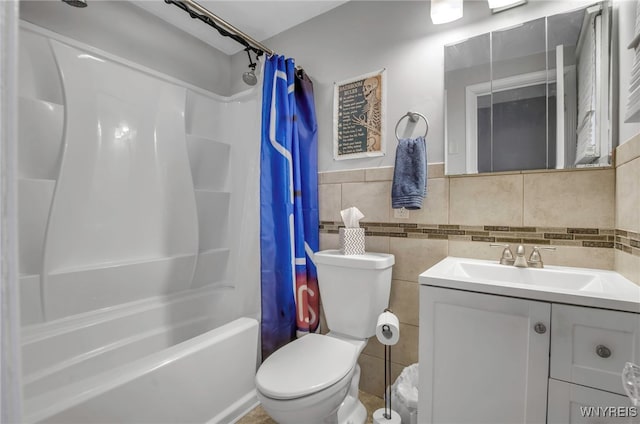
[339,228,365,255]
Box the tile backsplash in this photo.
[615,133,640,283]
[321,222,615,248]
[318,156,638,397]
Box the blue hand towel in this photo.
[392,136,427,210]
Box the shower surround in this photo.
[19,22,261,422]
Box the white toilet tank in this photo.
[314,250,394,339]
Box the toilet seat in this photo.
[256,334,358,400]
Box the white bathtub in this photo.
[22,286,259,423]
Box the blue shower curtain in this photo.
[293,68,319,338]
[260,55,319,359]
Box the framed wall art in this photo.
[333,69,386,160]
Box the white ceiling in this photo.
[132,0,348,55]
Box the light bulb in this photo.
[431,0,463,25]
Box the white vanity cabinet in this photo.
[419,285,640,424]
[419,286,551,423]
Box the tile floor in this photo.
[236,391,384,424]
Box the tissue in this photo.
[339,207,365,255]
[341,207,365,228]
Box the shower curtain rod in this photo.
[165,0,275,57]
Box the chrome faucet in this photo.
[527,246,556,268]
[513,245,528,267]
[491,244,556,268]
[490,243,514,265]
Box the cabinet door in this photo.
[548,378,637,424]
[551,304,640,395]
[419,286,551,424]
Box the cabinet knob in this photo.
[534,322,546,334]
[596,344,612,358]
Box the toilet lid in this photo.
[256,334,358,400]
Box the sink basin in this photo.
[452,260,600,291]
[420,257,640,313]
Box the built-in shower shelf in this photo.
[186,135,230,192]
[206,280,235,290]
[192,248,230,289]
[185,134,227,144]
[198,247,230,256]
[20,95,63,108]
[193,189,231,194]
[48,252,197,276]
[19,178,56,189]
[19,178,56,185]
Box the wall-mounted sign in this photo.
[333,69,386,160]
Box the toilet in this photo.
[255,249,395,424]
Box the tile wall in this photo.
[318,163,621,396]
[615,133,640,283]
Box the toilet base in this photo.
[337,397,366,424]
[336,363,366,424]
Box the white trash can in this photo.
[390,363,418,424]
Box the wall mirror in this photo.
[444,2,613,175]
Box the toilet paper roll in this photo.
[375,311,400,346]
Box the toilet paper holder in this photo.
[374,308,402,424]
[380,308,394,339]
[376,308,400,346]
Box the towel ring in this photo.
[395,112,429,141]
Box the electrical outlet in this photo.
[393,207,410,219]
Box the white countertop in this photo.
[419,257,640,313]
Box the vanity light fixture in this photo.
[488,0,527,13]
[430,0,463,25]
